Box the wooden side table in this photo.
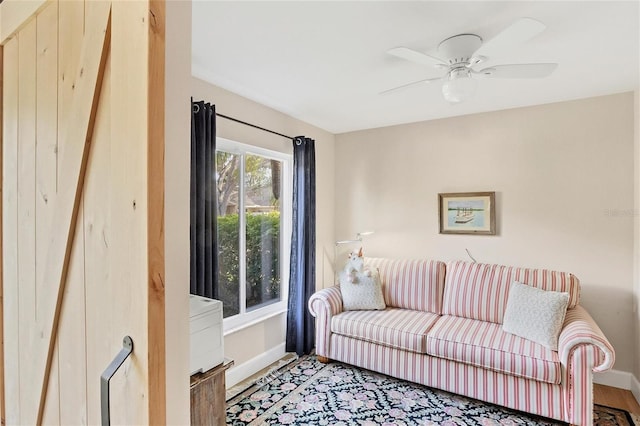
[190,358,234,426]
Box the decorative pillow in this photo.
[502,281,569,350]
[339,269,386,311]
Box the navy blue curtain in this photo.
[190,100,219,299]
[286,136,316,355]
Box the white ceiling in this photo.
[192,1,640,134]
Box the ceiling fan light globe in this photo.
[442,70,477,103]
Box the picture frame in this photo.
[438,192,496,235]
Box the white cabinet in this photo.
[189,295,224,375]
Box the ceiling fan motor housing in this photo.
[437,34,482,66]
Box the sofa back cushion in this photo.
[365,258,446,314]
[442,260,580,324]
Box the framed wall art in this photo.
[438,192,496,235]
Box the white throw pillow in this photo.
[339,269,386,311]
[502,281,569,350]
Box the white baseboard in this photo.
[594,369,634,389]
[632,373,640,407]
[594,369,640,405]
[225,342,286,388]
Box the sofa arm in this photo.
[308,286,343,358]
[558,305,615,425]
[558,305,615,372]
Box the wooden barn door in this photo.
[0,0,166,424]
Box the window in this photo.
[216,138,291,333]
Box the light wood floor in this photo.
[594,383,640,415]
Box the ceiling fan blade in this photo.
[387,47,447,67]
[478,63,558,78]
[473,17,547,58]
[380,76,443,95]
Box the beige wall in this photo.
[336,93,636,373]
[191,77,336,368]
[635,89,640,380]
[165,0,191,424]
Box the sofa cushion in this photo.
[331,308,439,353]
[339,269,386,311]
[503,281,569,350]
[427,315,562,385]
[442,261,580,324]
[366,258,446,314]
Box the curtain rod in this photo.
[216,113,294,141]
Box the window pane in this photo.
[216,151,240,318]
[245,155,281,311]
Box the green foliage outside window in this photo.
[217,212,281,318]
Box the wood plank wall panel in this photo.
[57,0,84,181]
[147,0,166,423]
[35,3,61,422]
[17,19,38,424]
[110,1,150,422]
[0,0,47,43]
[57,210,88,424]
[35,0,110,420]
[81,3,119,423]
[2,35,19,426]
[83,52,111,426]
[0,42,4,425]
[1,1,166,422]
[35,0,58,315]
[56,1,89,423]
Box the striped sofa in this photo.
[308,258,615,425]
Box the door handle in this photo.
[100,336,134,426]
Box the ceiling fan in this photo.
[383,17,558,103]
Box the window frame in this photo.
[216,137,292,335]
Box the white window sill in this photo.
[223,307,288,336]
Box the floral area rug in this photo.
[226,354,636,426]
